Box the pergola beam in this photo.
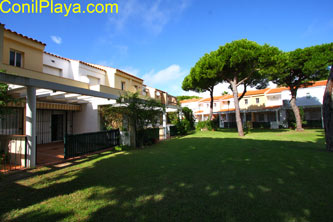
[0,72,119,100]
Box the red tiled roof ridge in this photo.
[44,52,107,72]
[90,63,144,81]
[4,25,46,46]
[180,98,203,103]
[44,51,71,61]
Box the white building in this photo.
[180,80,327,129]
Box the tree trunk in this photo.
[129,118,136,148]
[231,80,244,137]
[290,90,304,131]
[323,66,333,151]
[209,88,214,121]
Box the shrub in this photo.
[173,118,192,136]
[196,120,215,131]
[136,128,159,147]
[182,107,195,130]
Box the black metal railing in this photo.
[64,130,120,159]
[0,135,27,173]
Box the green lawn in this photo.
[1,129,332,222]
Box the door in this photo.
[51,114,64,141]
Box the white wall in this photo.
[281,86,325,107]
[266,94,283,107]
[43,53,73,78]
[73,99,116,134]
[78,63,106,86]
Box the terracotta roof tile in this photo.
[44,52,107,72]
[4,26,46,46]
[201,95,230,102]
[266,87,288,94]
[307,80,327,87]
[79,61,106,72]
[218,108,236,112]
[93,64,144,81]
[195,110,204,113]
[44,51,71,61]
[180,98,202,104]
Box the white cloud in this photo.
[109,0,191,34]
[142,64,189,95]
[51,36,62,45]
[140,64,279,97]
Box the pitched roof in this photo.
[266,80,328,94]
[307,80,327,87]
[180,98,202,104]
[200,95,230,102]
[218,108,236,112]
[266,87,288,94]
[195,110,204,114]
[93,64,144,81]
[3,24,46,46]
[44,52,107,72]
[44,51,71,61]
[245,88,271,96]
[79,61,107,72]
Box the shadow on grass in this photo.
[1,135,332,221]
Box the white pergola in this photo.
[0,71,119,168]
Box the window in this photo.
[306,92,311,98]
[245,99,248,105]
[214,103,217,107]
[206,104,209,108]
[10,50,22,67]
[256,98,260,104]
[121,81,125,90]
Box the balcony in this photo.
[167,95,178,105]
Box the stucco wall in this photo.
[43,53,73,78]
[73,99,116,134]
[3,30,44,72]
[281,86,325,107]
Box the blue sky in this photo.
[1,0,332,96]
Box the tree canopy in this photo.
[264,42,333,131]
[215,39,279,136]
[176,95,201,102]
[100,92,165,147]
[0,83,19,117]
[182,52,220,120]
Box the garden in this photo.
[1,129,332,221]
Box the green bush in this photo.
[182,107,195,130]
[136,128,159,147]
[173,118,192,136]
[196,120,218,131]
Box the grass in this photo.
[0,129,332,221]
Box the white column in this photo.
[26,86,36,168]
[163,112,167,139]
